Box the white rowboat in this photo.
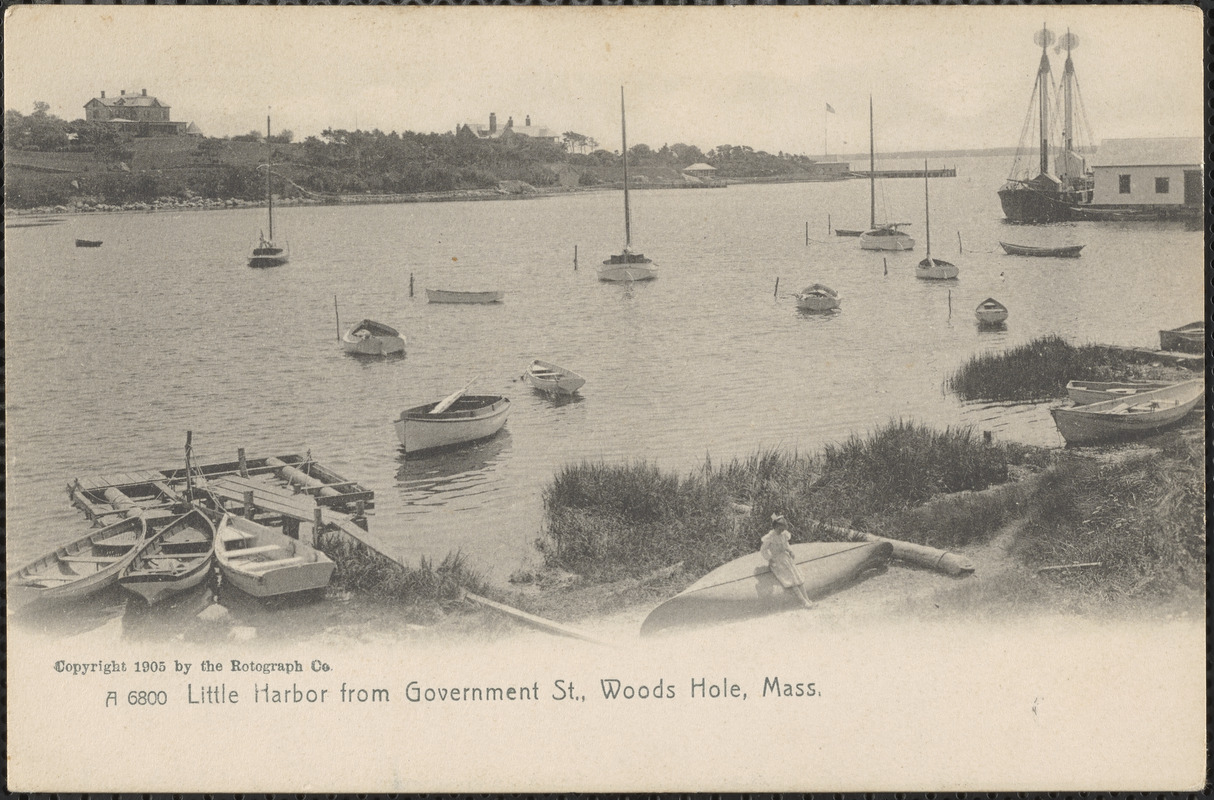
[524,360,586,395]
[1049,379,1203,445]
[1065,379,1176,405]
[9,515,148,601]
[426,289,504,304]
[215,514,335,598]
[394,394,511,454]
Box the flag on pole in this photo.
[826,103,836,114]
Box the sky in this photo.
[3,5,1204,157]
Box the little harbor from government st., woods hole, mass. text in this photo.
[4,5,1206,794]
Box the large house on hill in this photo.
[84,89,198,137]
[458,113,558,143]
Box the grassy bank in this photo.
[315,530,488,608]
[946,335,1187,402]
[538,420,1038,582]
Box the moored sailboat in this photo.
[859,97,914,252]
[599,87,658,282]
[998,26,1094,223]
[916,162,958,280]
[248,114,289,268]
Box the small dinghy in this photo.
[425,289,504,304]
[342,319,405,356]
[215,514,335,598]
[1065,379,1176,405]
[999,242,1084,258]
[640,541,893,636]
[9,515,148,601]
[75,239,104,248]
[795,283,841,313]
[975,298,1009,326]
[395,382,511,454]
[524,359,586,395]
[119,509,216,604]
[1050,379,1203,445]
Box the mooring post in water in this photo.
[574,245,578,270]
[773,277,780,298]
[957,230,963,254]
[827,213,831,235]
[948,290,952,319]
[313,507,324,546]
[805,222,809,246]
[238,447,248,478]
[409,273,414,297]
[883,257,888,276]
[184,431,194,500]
[242,490,254,517]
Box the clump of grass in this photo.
[946,335,1133,402]
[1013,432,1204,599]
[316,530,488,605]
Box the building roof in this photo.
[1091,137,1203,168]
[683,162,716,172]
[86,92,166,108]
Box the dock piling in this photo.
[313,507,324,546]
[773,277,780,298]
[805,221,809,246]
[957,230,963,254]
[883,257,888,276]
[574,245,578,270]
[238,448,248,478]
[409,273,414,297]
[243,490,254,518]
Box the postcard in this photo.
[5,4,1205,792]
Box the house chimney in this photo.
[525,115,531,127]
[101,91,106,99]
[142,88,147,96]
[506,116,513,128]
[489,112,496,134]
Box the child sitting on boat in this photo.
[761,514,813,609]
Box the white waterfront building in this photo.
[1089,137,1203,208]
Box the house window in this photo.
[1155,177,1170,194]
[1118,175,1131,194]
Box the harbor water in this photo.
[6,154,1203,587]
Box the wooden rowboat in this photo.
[975,297,1009,326]
[833,228,863,237]
[342,319,405,356]
[75,239,104,248]
[1158,321,1203,354]
[999,241,1084,258]
[8,515,148,601]
[640,540,893,636]
[119,509,216,604]
[394,392,511,454]
[215,514,335,598]
[1049,379,1203,445]
[524,359,586,395]
[1065,379,1176,405]
[425,289,504,304]
[795,283,841,312]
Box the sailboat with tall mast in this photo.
[997,26,1094,223]
[859,97,914,252]
[598,87,657,282]
[248,114,289,268]
[916,161,958,280]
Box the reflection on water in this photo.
[396,430,513,510]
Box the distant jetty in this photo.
[851,167,957,179]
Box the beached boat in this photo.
[1158,321,1203,354]
[394,386,511,454]
[1065,379,1176,405]
[975,298,1008,326]
[999,241,1085,258]
[916,162,958,280]
[640,540,893,635]
[9,515,148,601]
[119,509,216,604]
[859,98,915,252]
[215,514,335,598]
[599,87,658,282]
[524,359,586,396]
[795,283,841,312]
[998,27,1094,223]
[342,319,405,356]
[425,289,504,304]
[248,114,289,268]
[75,239,104,248]
[1049,379,1203,445]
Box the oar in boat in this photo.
[430,376,480,415]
